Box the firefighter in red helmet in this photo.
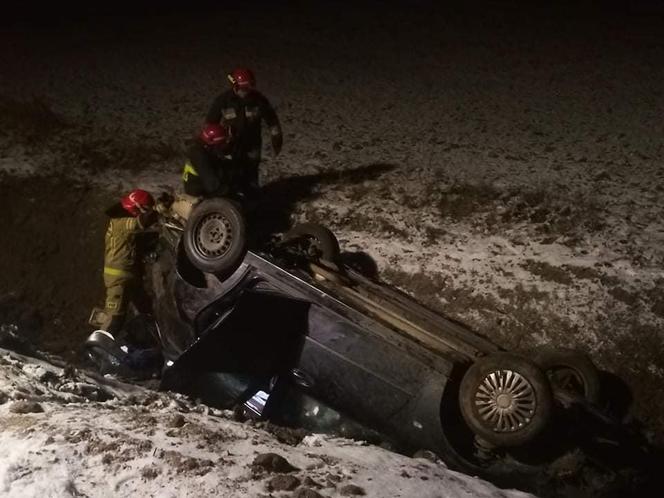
[93,189,159,334]
[182,123,238,197]
[205,67,282,195]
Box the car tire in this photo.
[183,198,247,276]
[283,223,341,262]
[459,353,553,447]
[532,347,602,405]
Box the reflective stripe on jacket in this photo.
[182,161,198,182]
[103,266,133,277]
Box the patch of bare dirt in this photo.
[261,422,310,446]
[0,95,70,145]
[0,95,181,174]
[159,449,215,476]
[381,267,664,442]
[266,474,301,491]
[644,278,664,319]
[0,175,115,358]
[522,260,574,286]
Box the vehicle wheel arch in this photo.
[531,346,602,405]
[437,361,483,468]
[283,222,341,264]
[175,240,207,289]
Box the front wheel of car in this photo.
[532,347,602,405]
[459,353,553,448]
[283,223,341,263]
[183,198,247,276]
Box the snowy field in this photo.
[0,2,663,496]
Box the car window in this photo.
[179,290,310,377]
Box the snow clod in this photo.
[252,453,299,473]
[8,400,44,414]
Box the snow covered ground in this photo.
[0,347,534,498]
[0,2,663,496]
[2,1,662,434]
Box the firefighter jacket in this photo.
[182,142,236,196]
[205,89,281,159]
[103,204,155,279]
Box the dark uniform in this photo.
[182,141,238,197]
[206,89,282,190]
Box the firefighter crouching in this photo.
[91,189,159,335]
[182,123,237,197]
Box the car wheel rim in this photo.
[195,213,233,258]
[475,369,537,433]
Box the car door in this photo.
[161,289,309,408]
[294,304,430,430]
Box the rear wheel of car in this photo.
[283,223,341,263]
[532,347,601,405]
[459,353,553,447]
[183,198,247,276]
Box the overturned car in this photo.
[87,197,609,480]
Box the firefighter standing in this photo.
[205,67,282,193]
[182,123,237,197]
[97,189,158,334]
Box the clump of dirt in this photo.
[154,449,214,476]
[521,260,574,286]
[339,484,366,496]
[563,264,603,281]
[262,422,310,446]
[0,174,115,358]
[436,182,503,221]
[266,474,301,491]
[64,428,93,444]
[140,465,161,480]
[293,487,325,498]
[644,278,664,319]
[380,269,449,307]
[424,181,608,239]
[251,453,299,474]
[8,400,44,414]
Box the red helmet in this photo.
[121,189,155,217]
[199,123,231,147]
[228,67,256,90]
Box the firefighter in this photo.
[182,123,237,197]
[205,67,282,194]
[96,189,158,335]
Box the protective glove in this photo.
[155,192,174,216]
[157,191,175,208]
[138,209,158,229]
